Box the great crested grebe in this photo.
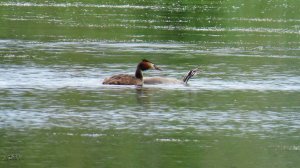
[102,59,161,85]
[143,68,199,85]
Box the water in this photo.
[1,0,300,167]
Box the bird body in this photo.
[102,59,161,85]
[103,74,143,85]
[143,68,199,85]
[143,77,182,84]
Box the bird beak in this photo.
[153,64,162,71]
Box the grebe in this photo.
[143,68,199,85]
[103,59,161,85]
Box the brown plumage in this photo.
[103,59,161,85]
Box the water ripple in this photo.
[1,107,299,138]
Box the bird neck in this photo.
[135,67,143,80]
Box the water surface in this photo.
[1,0,300,168]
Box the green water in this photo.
[1,0,300,168]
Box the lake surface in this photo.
[1,0,300,167]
